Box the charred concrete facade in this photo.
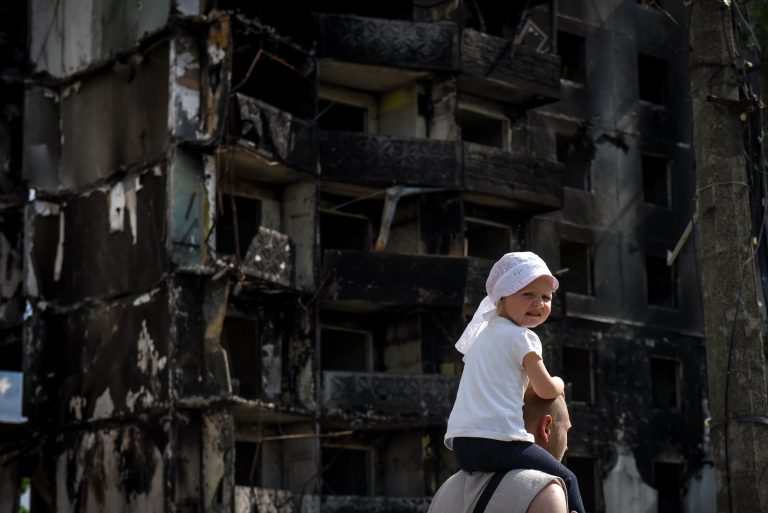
[0,1,711,513]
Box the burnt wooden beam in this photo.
[321,250,467,306]
[319,132,462,188]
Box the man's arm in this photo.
[525,482,569,513]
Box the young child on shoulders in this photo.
[445,251,585,513]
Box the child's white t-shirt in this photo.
[444,315,542,449]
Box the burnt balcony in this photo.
[463,142,563,211]
[321,371,459,426]
[459,29,560,106]
[319,131,461,189]
[319,132,563,211]
[223,94,318,183]
[321,250,467,308]
[316,14,560,106]
[235,488,431,513]
[323,496,431,513]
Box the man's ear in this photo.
[538,414,553,442]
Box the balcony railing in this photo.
[320,133,563,211]
[316,14,560,105]
[322,371,459,424]
[321,250,467,307]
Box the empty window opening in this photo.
[560,240,594,296]
[638,54,668,105]
[234,441,261,486]
[0,339,22,372]
[464,0,526,38]
[232,45,314,119]
[562,347,593,404]
[642,155,672,207]
[317,99,368,133]
[222,317,261,399]
[320,210,372,253]
[646,255,677,308]
[458,110,506,149]
[322,446,372,495]
[217,195,261,259]
[557,133,591,191]
[565,456,599,513]
[558,31,587,84]
[465,218,512,259]
[321,326,372,371]
[655,461,684,513]
[651,357,680,409]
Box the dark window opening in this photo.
[558,31,586,83]
[231,41,314,119]
[557,133,591,191]
[565,456,598,513]
[234,441,261,486]
[0,338,22,372]
[638,53,668,105]
[217,195,261,259]
[651,357,680,409]
[222,317,261,398]
[317,99,368,133]
[464,0,526,38]
[642,155,672,207]
[465,219,511,259]
[322,446,371,495]
[655,461,684,513]
[459,110,505,149]
[321,326,371,371]
[560,240,594,296]
[562,347,593,404]
[646,255,677,308]
[320,211,372,252]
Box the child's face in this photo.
[500,276,554,328]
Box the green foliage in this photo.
[19,477,30,513]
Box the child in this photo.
[445,251,585,513]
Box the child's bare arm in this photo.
[522,352,565,399]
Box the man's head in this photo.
[522,386,571,461]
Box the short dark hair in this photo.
[523,386,566,427]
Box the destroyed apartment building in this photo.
[0,1,711,512]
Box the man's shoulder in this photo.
[428,470,565,513]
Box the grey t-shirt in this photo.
[427,469,566,513]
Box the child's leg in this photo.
[452,438,585,513]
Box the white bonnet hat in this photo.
[455,252,558,354]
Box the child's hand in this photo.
[551,376,565,395]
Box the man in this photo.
[428,388,574,513]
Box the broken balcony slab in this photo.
[321,371,458,427]
[459,29,560,106]
[26,171,167,304]
[462,142,564,211]
[321,251,468,308]
[319,132,462,189]
[24,286,169,426]
[232,397,313,426]
[230,94,319,177]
